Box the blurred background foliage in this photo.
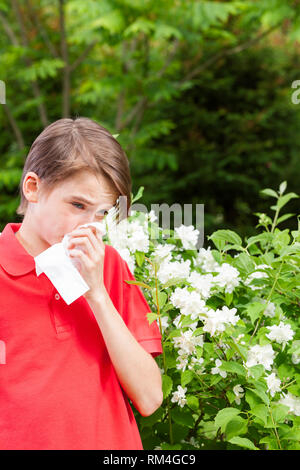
[0,0,299,239]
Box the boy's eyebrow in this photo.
[68,195,114,210]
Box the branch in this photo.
[0,11,19,46]
[2,103,25,149]
[118,96,148,132]
[178,23,281,85]
[10,0,49,127]
[115,89,125,132]
[115,39,139,131]
[118,38,181,130]
[59,0,70,117]
[69,39,98,72]
[156,38,181,79]
[24,0,59,58]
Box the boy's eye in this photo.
[72,202,84,210]
[72,203,108,217]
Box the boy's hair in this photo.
[16,117,132,220]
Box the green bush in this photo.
[104,181,300,450]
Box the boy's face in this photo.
[23,169,119,247]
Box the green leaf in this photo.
[125,279,151,289]
[228,436,258,450]
[181,369,194,387]
[259,435,278,450]
[139,407,164,428]
[171,407,195,428]
[131,186,144,204]
[90,9,125,34]
[124,17,155,37]
[20,58,65,82]
[245,389,261,409]
[246,387,269,405]
[152,289,168,309]
[260,188,278,198]
[162,374,173,399]
[277,192,299,210]
[220,361,246,377]
[276,213,295,225]
[208,229,242,250]
[245,302,266,325]
[272,229,291,253]
[146,311,158,325]
[251,404,269,426]
[215,407,240,433]
[161,442,182,450]
[248,364,265,381]
[225,292,233,306]
[135,250,145,267]
[186,395,199,411]
[245,232,273,248]
[232,252,255,277]
[271,403,289,424]
[225,416,248,440]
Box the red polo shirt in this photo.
[0,223,163,450]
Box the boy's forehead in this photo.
[60,172,119,205]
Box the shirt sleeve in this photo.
[121,259,163,358]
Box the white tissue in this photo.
[34,222,106,305]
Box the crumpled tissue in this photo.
[34,222,106,305]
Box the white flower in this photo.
[245,344,275,371]
[292,353,300,365]
[157,259,191,285]
[173,314,198,331]
[170,287,209,320]
[171,385,187,408]
[147,209,158,223]
[152,243,174,264]
[202,309,227,336]
[233,384,244,405]
[158,315,169,333]
[278,392,300,417]
[109,218,149,253]
[211,359,227,378]
[259,299,276,318]
[213,263,241,293]
[109,219,131,250]
[188,272,215,299]
[266,322,295,346]
[126,221,149,253]
[202,306,240,337]
[173,329,204,356]
[220,305,240,326]
[174,224,200,250]
[114,247,136,273]
[195,246,219,272]
[265,372,281,397]
[188,437,200,448]
[176,354,189,371]
[244,264,270,290]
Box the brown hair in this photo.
[16,117,132,221]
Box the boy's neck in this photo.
[15,220,50,258]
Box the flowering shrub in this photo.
[104,181,300,450]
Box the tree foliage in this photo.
[0,0,299,234]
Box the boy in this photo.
[0,117,163,450]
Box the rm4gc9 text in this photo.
[147,454,196,465]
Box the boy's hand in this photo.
[66,226,106,302]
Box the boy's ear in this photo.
[23,172,42,203]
